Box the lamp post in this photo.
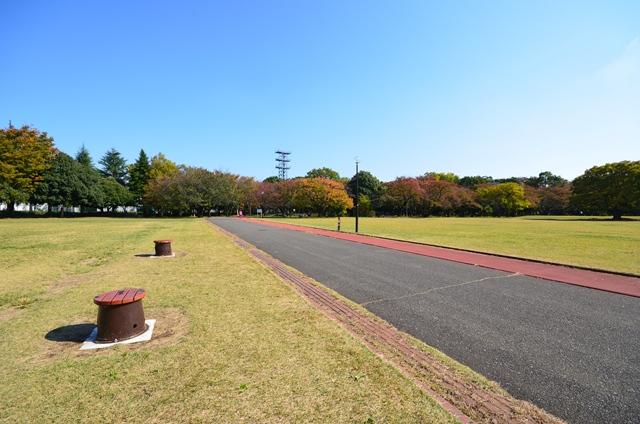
[355,159,359,233]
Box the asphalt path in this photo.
[212,218,640,424]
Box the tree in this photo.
[99,148,128,184]
[75,144,94,168]
[263,176,282,183]
[0,125,55,211]
[539,185,571,215]
[494,177,527,185]
[291,178,353,216]
[206,171,242,215]
[128,149,151,205]
[237,176,259,214]
[99,177,132,212]
[148,153,179,181]
[571,161,640,220]
[424,172,460,184]
[476,183,529,216]
[306,167,341,181]
[32,153,83,216]
[357,193,373,216]
[33,152,106,215]
[347,171,383,200]
[417,177,479,216]
[143,167,244,216]
[459,175,493,189]
[525,171,568,188]
[72,145,105,212]
[383,177,422,216]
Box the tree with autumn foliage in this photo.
[0,125,55,211]
[417,177,479,216]
[382,177,422,216]
[291,177,353,216]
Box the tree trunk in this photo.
[6,201,15,213]
[612,211,622,220]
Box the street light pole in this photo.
[355,160,359,233]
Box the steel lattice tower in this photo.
[275,150,291,180]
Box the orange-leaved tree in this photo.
[292,177,353,216]
[0,125,55,211]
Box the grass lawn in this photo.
[267,216,640,275]
[0,218,457,423]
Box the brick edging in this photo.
[212,221,564,424]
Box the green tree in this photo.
[424,172,460,184]
[347,171,383,200]
[306,167,341,181]
[263,176,282,183]
[128,149,151,205]
[476,183,529,216]
[98,177,132,212]
[571,161,640,220]
[525,171,568,188]
[73,145,105,212]
[75,144,93,168]
[459,176,493,188]
[32,153,85,216]
[357,193,373,216]
[237,176,259,215]
[148,153,179,180]
[0,125,55,211]
[99,148,128,184]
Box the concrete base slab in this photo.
[80,319,156,350]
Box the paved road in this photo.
[212,218,640,424]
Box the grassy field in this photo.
[268,216,640,275]
[0,218,459,423]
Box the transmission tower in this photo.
[275,150,291,180]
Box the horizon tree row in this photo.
[1,125,638,219]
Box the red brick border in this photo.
[214,222,564,424]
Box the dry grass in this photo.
[269,216,640,275]
[0,218,456,423]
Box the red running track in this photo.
[240,218,640,298]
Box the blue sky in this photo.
[1,1,638,181]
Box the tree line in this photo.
[1,125,638,219]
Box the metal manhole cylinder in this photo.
[154,240,173,256]
[94,288,147,342]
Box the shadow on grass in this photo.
[45,323,95,343]
[134,253,156,257]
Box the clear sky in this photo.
[1,0,638,181]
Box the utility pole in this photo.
[355,159,359,233]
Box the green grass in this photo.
[267,216,640,275]
[0,218,457,423]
